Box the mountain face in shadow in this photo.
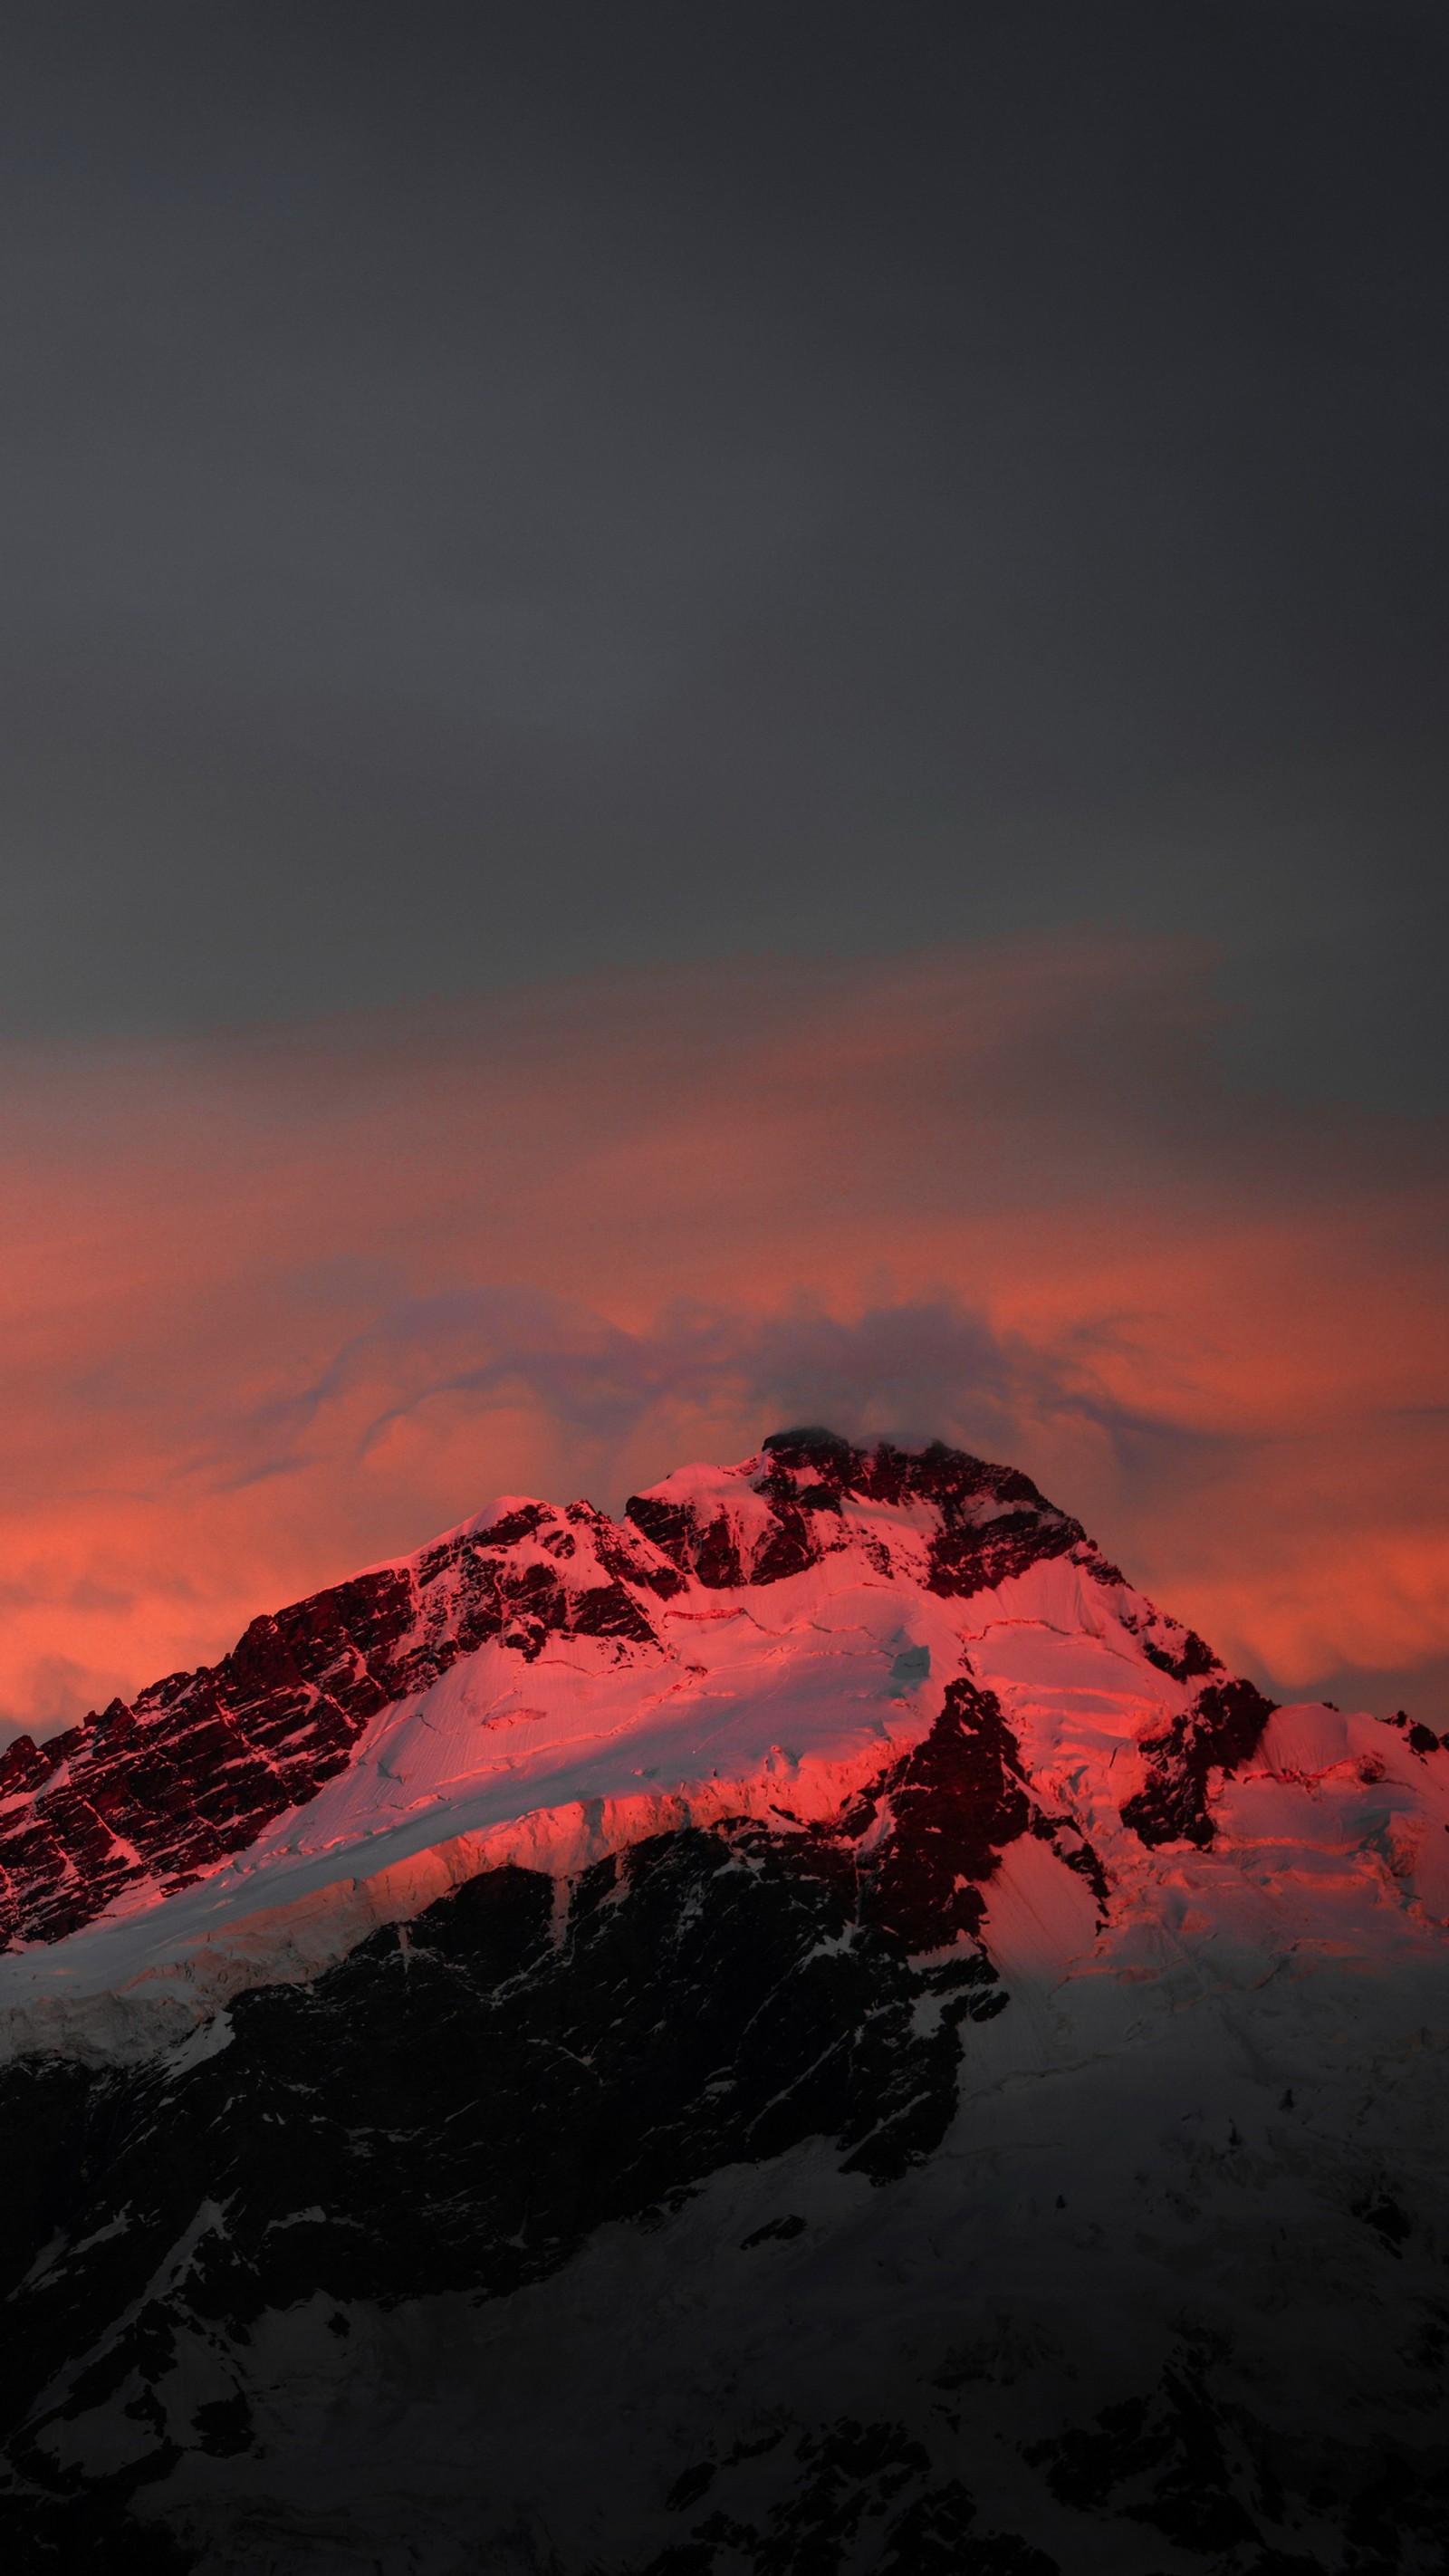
[1,1433,1445,2573]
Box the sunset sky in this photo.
[2,3,1445,1739]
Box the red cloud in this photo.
[0,936,1444,1737]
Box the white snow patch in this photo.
[979,1835,1100,1993]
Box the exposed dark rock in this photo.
[625,1433,1084,1601]
[1387,1709,1446,1756]
[1120,1676,1278,1850]
[1140,1626,1220,1684]
[739,2214,807,2249]
[830,1677,1036,1953]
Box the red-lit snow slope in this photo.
[2,1429,1446,2052]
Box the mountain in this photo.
[1,1429,1446,2576]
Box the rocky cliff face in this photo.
[1,1433,1445,2574]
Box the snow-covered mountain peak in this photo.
[0,1434,1116,1950]
[626,1425,1089,1594]
[1,1430,1444,2069]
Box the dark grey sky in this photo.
[3,0,1445,1106]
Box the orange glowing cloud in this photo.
[0,936,1444,1740]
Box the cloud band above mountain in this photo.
[0,934,1444,1736]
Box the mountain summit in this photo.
[1,1435,1445,2574]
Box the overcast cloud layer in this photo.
[0,2,1444,1106]
[1,938,1444,1742]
